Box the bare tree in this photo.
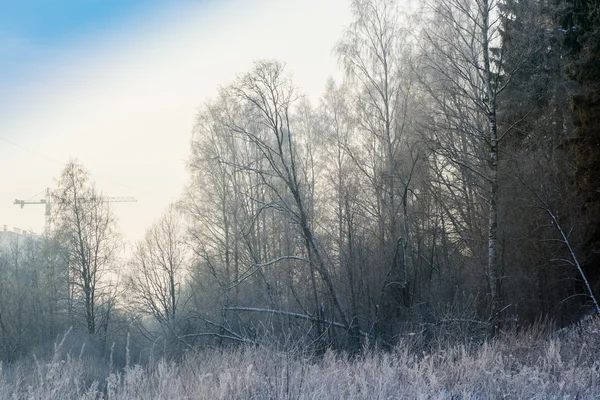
[128,205,188,326]
[52,161,119,335]
[416,0,540,315]
[224,60,350,330]
[185,90,301,346]
[335,0,424,336]
[534,197,600,316]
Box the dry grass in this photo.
[1,317,599,399]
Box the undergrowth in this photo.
[1,317,599,399]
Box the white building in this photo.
[0,225,39,250]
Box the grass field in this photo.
[1,317,599,399]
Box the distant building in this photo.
[0,225,40,250]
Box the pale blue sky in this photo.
[0,1,157,40]
[0,0,351,245]
[0,0,180,121]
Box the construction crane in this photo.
[14,188,136,234]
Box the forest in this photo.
[1,0,600,397]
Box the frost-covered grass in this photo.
[2,318,599,399]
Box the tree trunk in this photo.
[482,0,501,315]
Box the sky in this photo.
[0,0,352,247]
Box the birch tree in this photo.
[418,0,539,315]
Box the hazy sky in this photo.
[0,0,351,246]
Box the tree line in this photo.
[1,0,599,360]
